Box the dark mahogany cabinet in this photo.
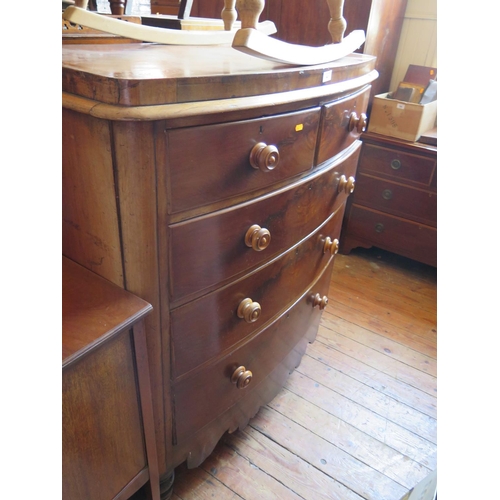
[340,132,437,267]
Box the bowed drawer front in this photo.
[316,86,371,166]
[169,141,361,305]
[170,205,346,379]
[165,107,321,214]
[172,258,334,443]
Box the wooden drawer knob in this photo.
[245,224,271,251]
[338,174,356,194]
[382,189,393,200]
[312,293,329,310]
[348,111,368,134]
[231,366,253,389]
[323,237,339,255]
[250,142,280,172]
[390,159,402,170]
[237,298,262,323]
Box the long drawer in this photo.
[171,205,345,379]
[316,85,371,166]
[172,257,334,443]
[352,173,437,226]
[345,204,437,266]
[169,141,360,305]
[358,143,436,188]
[164,107,321,214]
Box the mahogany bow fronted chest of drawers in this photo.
[339,132,437,266]
[62,43,377,498]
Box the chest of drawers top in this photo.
[62,44,376,107]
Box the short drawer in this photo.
[316,85,370,166]
[359,143,436,187]
[164,107,321,213]
[169,141,360,304]
[352,174,437,226]
[171,205,345,379]
[345,204,437,266]
[172,258,334,443]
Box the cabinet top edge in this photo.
[62,43,376,107]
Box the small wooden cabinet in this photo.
[340,132,437,266]
[62,257,160,500]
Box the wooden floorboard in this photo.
[171,247,438,500]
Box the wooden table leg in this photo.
[222,0,237,31]
[110,0,126,15]
[236,0,265,30]
[326,0,346,43]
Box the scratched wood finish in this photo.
[159,246,437,500]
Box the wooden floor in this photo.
[171,246,437,500]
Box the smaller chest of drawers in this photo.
[340,132,437,266]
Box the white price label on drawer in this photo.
[397,103,406,109]
[322,70,332,83]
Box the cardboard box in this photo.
[368,93,437,142]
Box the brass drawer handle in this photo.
[382,189,393,200]
[231,366,253,389]
[237,298,262,324]
[375,223,385,233]
[348,111,368,134]
[323,236,339,256]
[312,293,329,310]
[338,174,356,194]
[390,159,402,170]
[245,224,271,251]
[250,142,280,172]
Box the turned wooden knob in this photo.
[245,224,271,251]
[231,366,253,389]
[237,298,262,323]
[348,112,368,134]
[236,0,265,29]
[250,142,280,172]
[323,237,339,256]
[338,174,356,194]
[312,293,329,310]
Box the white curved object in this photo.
[232,28,365,66]
[62,6,276,45]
